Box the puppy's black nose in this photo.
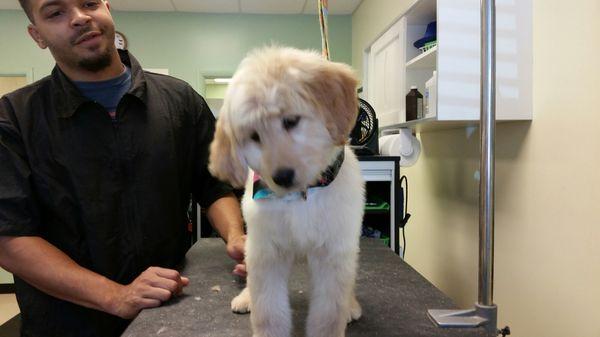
[272,168,295,187]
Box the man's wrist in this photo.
[100,278,124,316]
[226,225,245,244]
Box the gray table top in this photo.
[123,238,493,337]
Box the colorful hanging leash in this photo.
[318,0,330,60]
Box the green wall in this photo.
[0,11,55,81]
[0,10,352,93]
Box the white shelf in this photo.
[405,45,437,69]
[380,118,531,133]
[396,118,475,132]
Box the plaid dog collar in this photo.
[252,148,345,200]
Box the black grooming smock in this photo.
[0,50,232,337]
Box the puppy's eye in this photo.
[282,116,300,130]
[250,131,260,143]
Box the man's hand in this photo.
[108,267,189,319]
[227,234,247,277]
[205,194,247,277]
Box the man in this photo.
[0,0,246,336]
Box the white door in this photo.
[367,17,406,127]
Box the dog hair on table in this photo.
[209,46,365,337]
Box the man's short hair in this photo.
[18,0,34,22]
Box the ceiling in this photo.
[0,0,363,15]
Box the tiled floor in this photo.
[0,294,19,325]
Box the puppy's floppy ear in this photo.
[208,103,248,188]
[308,60,359,145]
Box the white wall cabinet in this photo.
[364,0,532,132]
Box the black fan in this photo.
[350,98,379,155]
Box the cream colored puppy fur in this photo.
[209,46,364,337]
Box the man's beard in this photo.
[77,47,114,72]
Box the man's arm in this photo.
[0,236,189,319]
[205,193,247,276]
[187,87,246,275]
[0,97,188,320]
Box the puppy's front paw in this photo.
[347,297,362,323]
[231,287,251,314]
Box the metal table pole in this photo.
[428,0,498,333]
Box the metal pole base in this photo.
[428,303,497,333]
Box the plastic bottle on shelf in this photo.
[405,86,423,121]
[424,71,437,119]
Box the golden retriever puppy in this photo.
[209,46,364,337]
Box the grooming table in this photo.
[123,238,493,337]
